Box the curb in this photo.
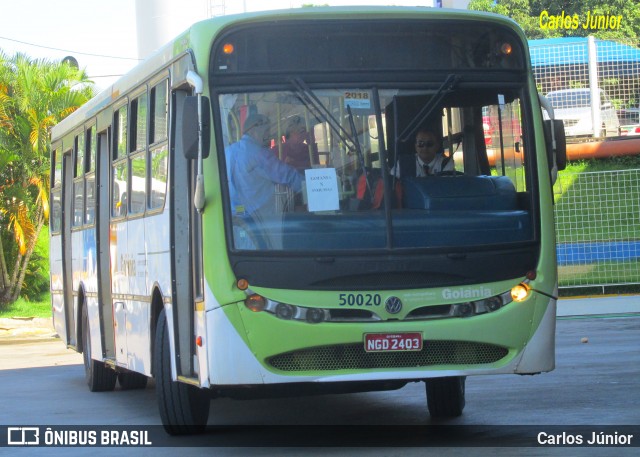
[0,317,58,339]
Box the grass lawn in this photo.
[0,295,51,318]
[559,259,640,288]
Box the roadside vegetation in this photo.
[0,296,50,318]
[0,52,94,310]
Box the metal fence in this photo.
[531,37,640,289]
[530,37,640,137]
[554,168,640,289]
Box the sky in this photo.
[0,0,436,90]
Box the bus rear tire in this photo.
[425,376,466,418]
[154,309,210,435]
[118,371,148,390]
[82,305,117,392]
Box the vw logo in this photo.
[385,296,403,314]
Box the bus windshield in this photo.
[219,84,532,252]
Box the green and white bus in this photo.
[49,6,566,434]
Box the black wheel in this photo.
[82,304,117,392]
[118,371,148,390]
[154,309,210,435]
[425,376,466,418]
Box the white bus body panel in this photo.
[49,235,65,339]
[86,294,103,361]
[109,209,172,375]
[513,294,557,374]
[144,211,172,294]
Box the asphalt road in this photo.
[0,314,638,456]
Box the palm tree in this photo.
[0,52,94,305]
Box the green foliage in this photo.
[0,50,94,306]
[469,0,640,41]
[21,226,50,301]
[0,294,51,318]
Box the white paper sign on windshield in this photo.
[305,168,340,212]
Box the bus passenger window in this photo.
[50,148,62,233]
[85,175,95,225]
[115,106,128,160]
[85,128,96,225]
[112,161,128,218]
[50,189,62,233]
[151,81,168,144]
[129,152,146,215]
[75,133,85,179]
[149,146,168,210]
[148,81,168,210]
[87,127,96,173]
[72,134,85,227]
[73,179,84,227]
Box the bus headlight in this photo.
[485,296,503,312]
[305,308,326,324]
[275,303,296,320]
[451,291,511,318]
[454,302,473,317]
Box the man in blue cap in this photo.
[225,113,303,224]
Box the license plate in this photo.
[364,332,423,352]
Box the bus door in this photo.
[97,129,116,360]
[61,148,77,348]
[50,147,65,342]
[111,217,129,367]
[110,103,131,367]
[170,88,196,378]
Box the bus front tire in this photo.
[82,305,117,392]
[425,376,466,418]
[154,309,210,435]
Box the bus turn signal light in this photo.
[511,283,530,302]
[245,294,266,312]
[222,43,235,55]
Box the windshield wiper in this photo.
[290,77,357,152]
[398,74,461,142]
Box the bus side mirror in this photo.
[543,119,566,172]
[181,96,211,160]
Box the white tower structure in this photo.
[135,0,209,60]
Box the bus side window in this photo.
[148,80,168,210]
[85,127,97,225]
[50,147,63,233]
[72,133,85,228]
[112,105,128,219]
[129,92,147,216]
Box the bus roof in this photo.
[51,6,523,142]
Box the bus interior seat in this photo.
[401,175,517,211]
